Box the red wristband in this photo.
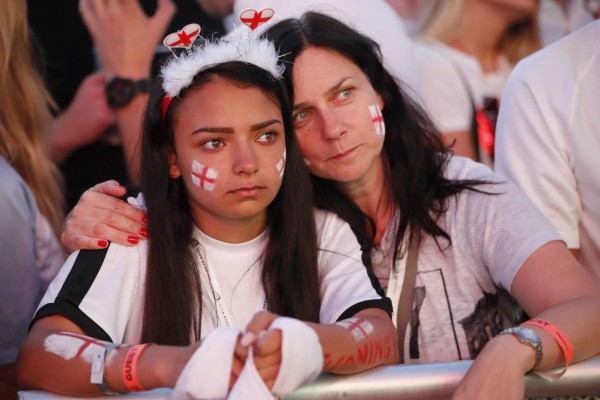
[122,344,151,392]
[521,319,573,379]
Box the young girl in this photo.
[16,33,397,398]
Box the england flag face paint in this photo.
[191,160,218,191]
[276,150,286,179]
[369,104,385,136]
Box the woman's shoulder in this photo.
[0,156,39,219]
[312,208,360,249]
[444,155,502,182]
[0,156,30,192]
[312,208,347,231]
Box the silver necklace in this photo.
[192,238,267,328]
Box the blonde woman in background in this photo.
[414,0,540,166]
[0,0,109,396]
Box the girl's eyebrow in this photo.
[191,119,281,135]
[293,77,351,111]
[251,119,281,131]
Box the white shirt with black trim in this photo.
[33,206,390,343]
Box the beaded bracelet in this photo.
[122,343,152,392]
[521,318,573,380]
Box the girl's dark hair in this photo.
[264,12,490,269]
[139,61,321,345]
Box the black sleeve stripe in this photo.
[31,303,112,342]
[55,248,110,306]
[337,297,393,322]
[29,247,112,340]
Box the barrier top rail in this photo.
[20,355,600,400]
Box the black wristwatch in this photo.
[105,77,151,109]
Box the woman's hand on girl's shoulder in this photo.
[61,180,147,253]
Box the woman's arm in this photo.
[452,240,600,399]
[17,316,192,395]
[243,308,398,387]
[310,308,399,374]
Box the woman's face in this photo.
[168,77,286,239]
[291,47,386,184]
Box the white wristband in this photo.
[90,344,119,395]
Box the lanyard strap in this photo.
[396,234,420,363]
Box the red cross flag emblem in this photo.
[369,104,386,136]
[239,8,275,30]
[191,160,218,191]
[163,23,202,49]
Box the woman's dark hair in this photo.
[139,61,321,345]
[264,12,490,269]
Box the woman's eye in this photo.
[293,110,311,125]
[201,138,224,150]
[336,88,353,101]
[257,131,278,143]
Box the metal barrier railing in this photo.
[20,356,600,399]
[285,355,600,399]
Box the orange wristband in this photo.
[122,344,151,392]
[521,319,573,379]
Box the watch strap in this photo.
[499,326,543,372]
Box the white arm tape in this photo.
[270,317,324,396]
[171,327,240,400]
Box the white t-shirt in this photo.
[417,42,513,166]
[231,0,419,92]
[495,20,600,284]
[538,0,593,46]
[372,156,561,363]
[34,204,389,343]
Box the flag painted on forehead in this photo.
[191,160,218,191]
[276,150,286,179]
[369,104,386,136]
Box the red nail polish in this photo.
[98,240,108,248]
[142,214,149,224]
[128,235,139,244]
[139,227,148,238]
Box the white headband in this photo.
[160,33,285,98]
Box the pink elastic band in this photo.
[122,343,151,392]
[521,319,573,380]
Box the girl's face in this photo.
[168,77,286,240]
[291,47,386,185]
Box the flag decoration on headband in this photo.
[239,8,275,30]
[163,23,202,57]
[160,9,280,122]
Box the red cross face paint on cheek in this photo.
[191,160,218,191]
[369,104,385,136]
[276,150,286,179]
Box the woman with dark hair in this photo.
[59,12,600,399]
[16,32,397,398]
